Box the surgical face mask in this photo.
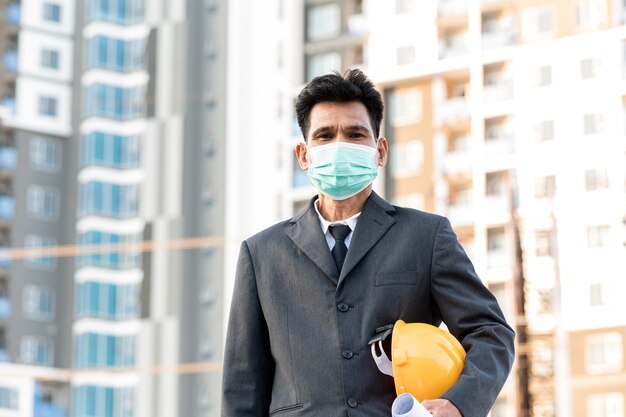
[306,141,379,201]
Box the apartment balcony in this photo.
[0,197,15,219]
[486,249,512,269]
[439,35,469,59]
[484,195,511,223]
[0,297,9,320]
[34,384,66,417]
[3,50,18,73]
[442,149,472,176]
[0,148,17,170]
[483,81,513,102]
[484,135,515,156]
[437,96,470,125]
[0,97,16,117]
[482,20,516,49]
[438,0,468,18]
[5,2,20,25]
[347,13,367,36]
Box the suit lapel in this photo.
[286,197,339,284]
[338,192,396,286]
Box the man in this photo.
[222,69,515,417]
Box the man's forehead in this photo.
[309,101,372,126]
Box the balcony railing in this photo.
[448,202,474,226]
[0,97,16,117]
[442,150,472,175]
[437,96,470,124]
[483,82,513,101]
[487,249,512,268]
[482,23,516,49]
[0,148,17,170]
[0,297,10,320]
[5,3,20,25]
[484,135,515,156]
[3,50,17,73]
[439,36,469,59]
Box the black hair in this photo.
[295,69,384,141]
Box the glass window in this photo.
[396,0,415,14]
[38,96,58,117]
[307,3,341,41]
[24,235,57,270]
[74,385,134,417]
[0,387,18,410]
[84,84,145,120]
[584,113,604,135]
[585,168,609,191]
[522,6,555,41]
[87,0,145,25]
[534,120,554,141]
[576,0,606,29]
[307,52,341,82]
[581,58,601,79]
[27,185,59,221]
[23,285,54,320]
[81,132,140,168]
[590,282,608,306]
[77,230,141,269]
[30,136,62,172]
[585,333,623,374]
[587,225,611,248]
[389,88,422,126]
[43,2,61,22]
[535,230,552,257]
[20,336,53,366]
[86,36,146,72]
[75,281,140,320]
[75,332,135,368]
[532,66,552,87]
[535,175,556,198]
[41,49,59,69]
[391,140,423,178]
[79,181,140,218]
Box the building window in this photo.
[74,385,134,417]
[87,0,145,24]
[576,0,606,29]
[535,230,552,257]
[587,225,611,248]
[396,0,415,14]
[77,230,141,270]
[536,288,553,314]
[584,113,604,135]
[41,49,59,69]
[30,137,62,172]
[487,227,509,267]
[389,88,422,125]
[307,3,341,41]
[81,132,141,169]
[307,52,341,81]
[43,2,61,22]
[0,387,18,410]
[588,393,625,417]
[535,175,556,198]
[532,66,552,87]
[86,36,146,72]
[20,336,53,366]
[84,84,145,120]
[79,181,140,219]
[531,341,554,377]
[585,333,623,374]
[585,168,609,191]
[522,6,555,41]
[396,46,416,65]
[75,281,140,320]
[581,58,601,79]
[23,285,54,320]
[38,96,58,117]
[74,333,135,368]
[24,235,57,270]
[590,282,609,307]
[27,185,59,221]
[391,140,423,178]
[534,120,554,141]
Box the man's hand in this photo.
[421,399,462,417]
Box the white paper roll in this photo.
[391,393,431,417]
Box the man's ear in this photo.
[295,141,310,170]
[376,138,388,167]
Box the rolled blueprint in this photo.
[391,393,431,417]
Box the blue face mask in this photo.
[306,141,379,201]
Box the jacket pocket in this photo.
[375,271,418,286]
[270,403,304,416]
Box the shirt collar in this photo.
[314,199,361,235]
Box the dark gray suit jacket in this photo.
[222,192,515,417]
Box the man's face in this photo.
[296,101,388,170]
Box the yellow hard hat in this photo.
[391,320,466,401]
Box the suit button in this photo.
[342,350,354,359]
[347,398,358,408]
[337,303,349,312]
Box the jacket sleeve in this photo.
[431,217,516,417]
[221,241,275,417]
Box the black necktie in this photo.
[329,224,351,272]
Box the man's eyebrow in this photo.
[344,124,370,132]
[311,126,336,136]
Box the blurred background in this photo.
[0,0,623,416]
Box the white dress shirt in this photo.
[314,200,360,250]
